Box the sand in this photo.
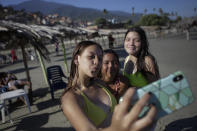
[0,34,197,131]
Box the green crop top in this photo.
[123,56,148,87]
[80,84,117,127]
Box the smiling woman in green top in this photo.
[61,41,157,131]
[100,49,130,101]
[123,27,160,87]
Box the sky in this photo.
[0,0,197,17]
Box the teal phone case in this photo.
[124,71,195,119]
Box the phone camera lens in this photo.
[173,75,183,82]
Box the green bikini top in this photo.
[80,84,117,127]
[123,56,148,87]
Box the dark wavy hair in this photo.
[124,27,160,79]
[98,49,120,79]
[66,41,103,92]
[103,49,119,64]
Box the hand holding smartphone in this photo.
[120,71,195,119]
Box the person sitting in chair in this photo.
[1,72,31,91]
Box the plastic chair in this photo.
[0,103,13,124]
[47,65,67,100]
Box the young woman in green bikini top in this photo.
[123,27,160,88]
[61,41,157,131]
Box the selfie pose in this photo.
[61,41,156,131]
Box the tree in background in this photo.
[132,7,135,16]
[158,8,164,16]
[153,8,156,14]
[171,11,174,17]
[174,11,178,17]
[144,8,148,15]
[103,9,108,19]
[175,16,182,23]
[124,19,133,28]
[94,17,107,27]
[137,14,170,26]
[0,4,4,19]
[0,6,15,19]
[194,8,197,16]
[103,9,108,14]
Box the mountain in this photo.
[11,0,141,22]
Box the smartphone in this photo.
[120,71,195,119]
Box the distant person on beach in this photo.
[28,50,36,61]
[7,72,31,90]
[0,54,7,64]
[123,27,160,88]
[0,72,29,103]
[0,72,18,92]
[0,72,30,92]
[52,36,59,56]
[61,41,156,131]
[108,33,115,49]
[10,49,17,63]
[0,76,17,93]
[100,49,130,101]
[54,42,59,55]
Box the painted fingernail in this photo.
[149,102,156,106]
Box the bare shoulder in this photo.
[61,90,76,103]
[144,55,156,69]
[144,55,160,79]
[145,55,154,64]
[61,90,96,131]
[61,89,84,109]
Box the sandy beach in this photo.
[0,34,197,131]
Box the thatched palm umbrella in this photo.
[0,20,87,103]
[57,28,84,73]
[0,20,52,103]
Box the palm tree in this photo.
[175,11,178,17]
[171,11,174,17]
[153,8,156,14]
[103,9,108,19]
[132,7,135,16]
[0,5,4,19]
[144,8,148,15]
[103,9,108,14]
[7,6,15,14]
[158,8,163,16]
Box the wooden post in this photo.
[21,45,33,104]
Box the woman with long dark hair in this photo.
[123,27,160,87]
